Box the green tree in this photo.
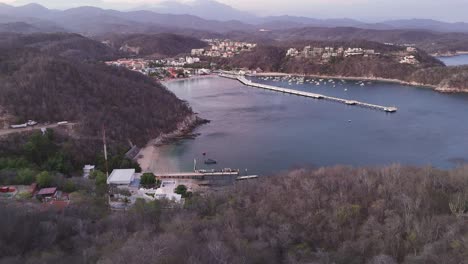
[140,173,156,188]
[174,185,192,198]
[89,170,105,180]
[45,152,73,174]
[36,171,53,188]
[15,168,36,185]
[95,172,107,186]
[23,130,57,166]
[63,180,76,193]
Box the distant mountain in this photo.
[1,2,468,41]
[381,19,468,33]
[134,0,259,23]
[0,3,254,35]
[0,3,55,18]
[252,27,468,54]
[12,0,109,9]
[0,22,42,33]
[258,16,366,29]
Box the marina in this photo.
[219,74,398,113]
[159,76,468,175]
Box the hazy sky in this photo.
[2,0,467,22]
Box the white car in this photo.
[27,120,38,126]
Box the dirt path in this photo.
[0,123,76,137]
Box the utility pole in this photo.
[102,126,109,178]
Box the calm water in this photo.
[157,76,468,175]
[438,54,468,66]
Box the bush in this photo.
[140,173,156,188]
[16,192,32,200]
[15,168,36,185]
[174,185,191,198]
[89,170,105,180]
[63,180,76,193]
[36,171,53,188]
[95,172,107,186]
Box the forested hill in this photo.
[217,41,468,92]
[98,33,208,57]
[0,33,193,146]
[0,33,119,61]
[0,165,466,263]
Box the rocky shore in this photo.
[137,114,209,172]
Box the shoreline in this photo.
[137,114,209,173]
[249,72,468,93]
[250,72,438,89]
[160,74,217,84]
[431,51,468,57]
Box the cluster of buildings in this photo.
[400,55,419,64]
[399,47,419,64]
[286,45,420,65]
[153,56,201,67]
[106,56,201,71]
[191,39,257,58]
[106,169,184,210]
[0,183,70,210]
[384,43,417,48]
[106,58,149,71]
[286,46,379,61]
[105,57,211,79]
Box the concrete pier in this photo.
[219,74,398,113]
[156,171,240,179]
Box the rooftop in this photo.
[107,169,136,185]
[37,187,57,196]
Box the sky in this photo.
[1,0,467,22]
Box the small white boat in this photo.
[236,175,259,181]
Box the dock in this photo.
[156,170,240,179]
[219,74,397,113]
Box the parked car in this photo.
[27,120,38,126]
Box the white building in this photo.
[107,169,136,185]
[83,165,95,178]
[191,49,204,56]
[286,48,299,57]
[400,55,418,64]
[154,180,182,202]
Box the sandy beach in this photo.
[137,144,210,192]
[137,143,182,174]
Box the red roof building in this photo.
[37,187,57,196]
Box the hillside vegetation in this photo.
[0,32,119,61]
[218,41,468,92]
[99,33,208,57]
[254,27,468,54]
[0,33,193,147]
[0,165,466,263]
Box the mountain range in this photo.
[1,1,468,34]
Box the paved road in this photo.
[0,123,75,137]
